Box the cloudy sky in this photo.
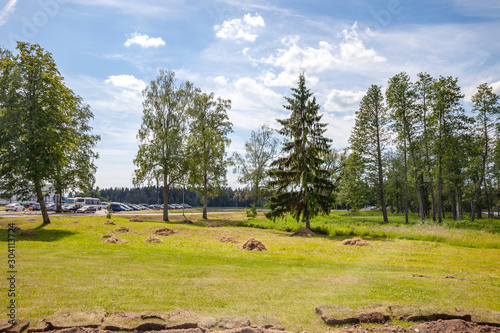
[1,0,499,189]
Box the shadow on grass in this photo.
[0,222,75,242]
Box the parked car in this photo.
[77,206,96,213]
[62,204,81,212]
[46,204,57,211]
[5,203,24,212]
[182,204,192,208]
[30,203,41,211]
[109,203,130,212]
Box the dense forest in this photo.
[90,187,266,208]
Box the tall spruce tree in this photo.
[349,85,389,222]
[386,72,424,223]
[470,83,500,220]
[266,73,335,230]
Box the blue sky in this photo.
[1,0,499,189]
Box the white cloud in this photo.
[260,22,386,86]
[339,22,386,64]
[491,81,500,94]
[214,13,265,42]
[0,0,18,26]
[105,74,146,92]
[324,89,365,112]
[214,77,283,130]
[214,75,228,86]
[124,32,165,48]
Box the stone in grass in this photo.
[154,227,175,236]
[145,236,163,243]
[341,237,369,246]
[239,238,267,251]
[27,311,106,331]
[219,235,238,243]
[217,316,251,329]
[104,236,128,244]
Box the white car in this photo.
[5,203,25,212]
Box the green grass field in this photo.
[1,211,499,332]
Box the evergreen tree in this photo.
[266,73,335,230]
[349,85,389,222]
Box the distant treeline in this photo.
[96,186,266,208]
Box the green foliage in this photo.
[186,91,233,218]
[245,204,257,218]
[133,69,194,221]
[349,84,389,222]
[266,73,335,229]
[337,151,370,211]
[0,42,99,223]
[233,125,280,207]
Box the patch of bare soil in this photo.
[115,226,130,232]
[219,235,238,243]
[330,320,500,333]
[145,236,162,243]
[129,217,145,222]
[291,228,315,237]
[341,237,369,246]
[154,227,175,236]
[239,238,267,251]
[19,230,38,236]
[104,220,116,225]
[104,236,128,244]
[207,222,220,227]
[101,233,112,239]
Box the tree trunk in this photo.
[305,214,310,230]
[376,129,388,223]
[450,186,457,221]
[404,146,409,224]
[163,175,169,222]
[437,155,443,223]
[410,149,424,222]
[35,181,50,224]
[202,172,208,219]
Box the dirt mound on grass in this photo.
[154,227,175,236]
[19,230,38,236]
[104,236,128,244]
[330,320,500,333]
[104,220,116,225]
[145,237,163,243]
[102,233,112,238]
[240,238,267,251]
[291,228,315,237]
[115,226,130,232]
[220,235,238,243]
[129,217,145,222]
[341,237,369,246]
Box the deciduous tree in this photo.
[0,42,99,224]
[232,125,280,211]
[186,91,232,219]
[133,69,193,222]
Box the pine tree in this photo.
[349,85,389,222]
[266,73,335,230]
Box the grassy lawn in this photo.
[0,211,499,332]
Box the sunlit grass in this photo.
[0,212,498,332]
